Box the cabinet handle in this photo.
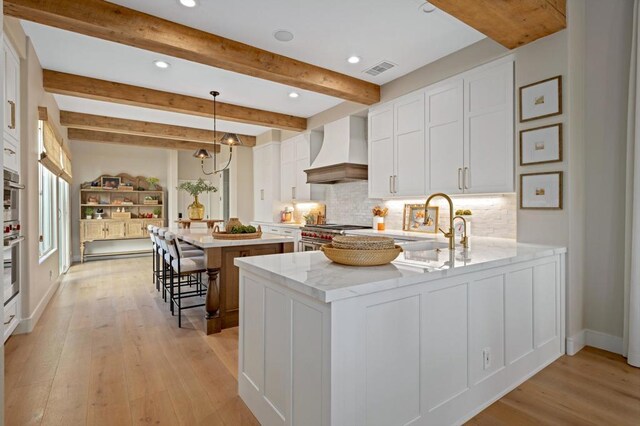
[7,100,15,130]
[464,167,470,189]
[260,189,264,201]
[394,175,398,194]
[4,147,15,156]
[4,314,15,325]
[292,186,296,200]
[458,168,463,190]
[389,176,393,194]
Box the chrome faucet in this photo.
[453,215,469,249]
[424,193,455,250]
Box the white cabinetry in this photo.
[281,134,312,201]
[368,57,514,198]
[3,36,20,173]
[253,142,280,222]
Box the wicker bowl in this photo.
[320,244,402,266]
[332,235,395,251]
[212,225,263,240]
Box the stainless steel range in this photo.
[300,224,371,251]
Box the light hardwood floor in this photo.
[5,257,640,425]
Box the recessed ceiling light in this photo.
[273,30,294,42]
[420,2,437,13]
[154,60,170,69]
[288,92,299,99]
[347,56,361,64]
[179,0,197,7]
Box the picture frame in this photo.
[520,123,563,166]
[520,172,563,210]
[101,176,121,190]
[403,204,439,233]
[519,76,562,122]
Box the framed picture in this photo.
[101,176,121,190]
[520,123,563,165]
[519,76,562,122]
[403,204,439,233]
[520,172,563,210]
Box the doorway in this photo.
[58,179,70,272]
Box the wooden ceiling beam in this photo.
[45,70,306,132]
[68,128,223,153]
[5,0,380,104]
[429,0,566,50]
[60,111,256,147]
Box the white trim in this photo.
[14,274,63,334]
[566,329,624,355]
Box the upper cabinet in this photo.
[281,133,312,201]
[253,142,281,222]
[4,36,21,173]
[368,57,515,198]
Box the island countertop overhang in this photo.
[170,227,294,248]
[234,237,567,303]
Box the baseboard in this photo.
[566,329,623,356]
[14,274,63,334]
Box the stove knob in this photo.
[15,224,20,231]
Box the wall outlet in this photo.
[49,270,53,280]
[483,347,491,370]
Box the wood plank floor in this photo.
[5,257,640,425]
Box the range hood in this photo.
[305,116,368,184]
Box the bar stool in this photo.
[157,228,203,301]
[165,231,207,328]
[148,225,159,286]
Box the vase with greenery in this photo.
[153,208,161,218]
[177,179,218,220]
[146,177,160,190]
[85,207,94,220]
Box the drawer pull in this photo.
[4,147,15,156]
[7,100,16,130]
[4,314,15,325]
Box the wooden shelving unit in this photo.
[79,174,166,262]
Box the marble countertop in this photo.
[171,227,294,248]
[235,235,566,303]
[251,221,303,229]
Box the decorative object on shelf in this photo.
[146,177,160,190]
[320,243,402,266]
[520,171,563,209]
[177,179,218,220]
[372,206,388,231]
[403,204,439,233]
[194,91,245,175]
[95,208,104,220]
[143,195,159,205]
[520,123,563,165]
[153,208,161,218]
[225,217,243,233]
[212,224,262,240]
[112,210,131,219]
[101,176,121,190]
[86,195,99,205]
[303,213,315,225]
[117,182,133,191]
[454,209,472,237]
[519,75,562,122]
[85,207,94,220]
[281,206,293,223]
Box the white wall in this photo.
[177,150,223,219]
[70,141,170,259]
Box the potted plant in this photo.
[85,207,94,220]
[146,177,160,190]
[372,206,388,231]
[177,179,218,220]
[152,207,161,219]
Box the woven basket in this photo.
[321,244,402,266]
[212,225,263,240]
[332,235,395,251]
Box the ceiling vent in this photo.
[364,61,395,77]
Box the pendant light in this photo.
[194,91,244,175]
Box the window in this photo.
[38,121,57,259]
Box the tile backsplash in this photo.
[324,181,517,239]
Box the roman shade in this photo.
[39,108,73,183]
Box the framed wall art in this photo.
[520,171,563,210]
[520,123,563,165]
[101,176,121,190]
[519,76,562,122]
[403,204,439,233]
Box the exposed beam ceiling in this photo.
[68,128,223,153]
[44,70,306,132]
[429,0,566,49]
[5,0,380,104]
[60,111,257,147]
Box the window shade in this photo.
[39,114,72,183]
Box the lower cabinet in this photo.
[104,221,126,239]
[80,219,165,262]
[125,220,146,238]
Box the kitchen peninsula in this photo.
[174,228,294,334]
[235,236,566,425]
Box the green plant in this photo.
[85,207,95,216]
[146,177,160,189]
[177,179,218,197]
[153,208,161,216]
[455,209,472,216]
[230,225,257,234]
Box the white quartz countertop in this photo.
[251,221,303,229]
[171,227,294,248]
[235,235,566,303]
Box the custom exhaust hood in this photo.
[305,116,368,184]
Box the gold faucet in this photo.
[424,193,455,250]
[453,215,469,249]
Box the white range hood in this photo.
[305,116,368,184]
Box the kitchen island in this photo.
[172,228,294,334]
[235,236,566,425]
